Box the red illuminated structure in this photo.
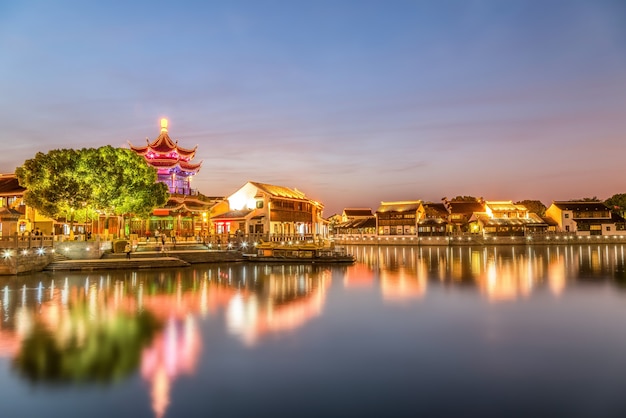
[128,119,219,237]
[128,118,201,195]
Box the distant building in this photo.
[545,201,625,235]
[341,208,373,222]
[469,201,549,236]
[417,202,448,236]
[443,198,486,233]
[376,201,421,236]
[334,208,376,236]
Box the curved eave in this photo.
[179,160,202,171]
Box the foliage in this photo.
[450,195,479,202]
[573,196,601,202]
[13,310,161,384]
[15,149,91,222]
[515,200,547,216]
[16,147,169,222]
[604,193,626,216]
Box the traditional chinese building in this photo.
[210,181,327,241]
[375,201,422,236]
[127,119,217,238]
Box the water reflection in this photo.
[1,245,626,417]
[0,264,335,418]
[348,244,626,302]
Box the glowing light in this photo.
[2,250,12,259]
[161,118,168,132]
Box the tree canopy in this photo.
[515,200,547,216]
[604,193,626,217]
[16,147,169,222]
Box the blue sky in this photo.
[1,0,625,215]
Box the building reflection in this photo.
[0,264,334,418]
[346,244,626,303]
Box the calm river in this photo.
[2,244,626,418]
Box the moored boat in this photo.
[244,241,355,263]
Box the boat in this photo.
[244,241,355,264]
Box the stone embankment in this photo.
[0,241,245,275]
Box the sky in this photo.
[1,0,625,215]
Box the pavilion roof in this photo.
[129,130,197,157]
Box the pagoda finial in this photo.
[160,118,168,133]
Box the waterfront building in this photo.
[468,201,549,236]
[545,201,626,235]
[334,208,376,236]
[443,198,486,233]
[375,201,421,236]
[210,181,327,241]
[127,119,216,237]
[417,202,448,236]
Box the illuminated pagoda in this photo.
[128,119,219,237]
[129,118,201,195]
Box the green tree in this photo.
[604,193,626,217]
[573,196,601,202]
[450,195,479,202]
[16,147,169,230]
[515,200,547,216]
[83,146,169,218]
[15,149,92,228]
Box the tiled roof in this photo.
[0,175,25,195]
[376,200,421,213]
[474,214,547,226]
[343,208,373,217]
[486,201,527,212]
[336,217,376,228]
[541,216,559,226]
[129,132,197,157]
[449,201,485,214]
[250,182,308,200]
[211,209,254,220]
[422,203,448,217]
[552,201,609,211]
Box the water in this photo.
[1,244,626,418]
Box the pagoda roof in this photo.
[129,120,197,158]
[150,158,202,172]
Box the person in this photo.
[146,230,151,243]
[124,243,131,260]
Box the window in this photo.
[256,201,263,209]
[606,226,611,231]
[564,213,569,219]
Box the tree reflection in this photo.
[14,310,161,384]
